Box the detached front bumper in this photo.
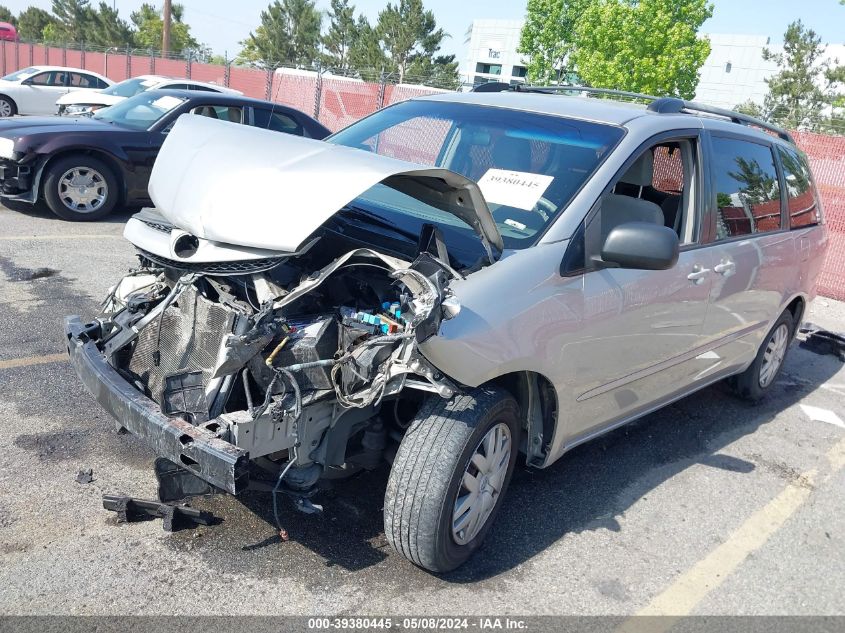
[64,316,249,494]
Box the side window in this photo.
[163,83,191,91]
[191,104,243,123]
[603,139,696,243]
[778,146,820,229]
[711,136,782,239]
[189,84,220,92]
[252,108,304,136]
[28,71,63,86]
[69,73,96,88]
[95,77,110,89]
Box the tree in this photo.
[519,0,586,84]
[762,20,844,130]
[88,2,134,47]
[238,0,322,69]
[0,5,15,24]
[16,7,57,40]
[322,0,358,70]
[571,0,713,99]
[48,0,94,43]
[131,3,201,56]
[375,0,452,84]
[734,99,765,118]
[348,15,387,79]
[406,53,460,88]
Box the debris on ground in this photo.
[799,323,845,361]
[75,468,94,484]
[102,494,216,532]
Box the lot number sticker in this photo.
[477,168,554,210]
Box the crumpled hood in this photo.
[56,90,120,107]
[148,115,503,256]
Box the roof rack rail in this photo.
[469,83,794,144]
[646,97,794,143]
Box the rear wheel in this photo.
[384,387,520,573]
[731,309,794,401]
[0,96,16,117]
[42,155,119,221]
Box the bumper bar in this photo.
[64,316,249,495]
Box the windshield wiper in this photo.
[337,205,420,243]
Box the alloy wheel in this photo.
[58,167,108,213]
[452,421,511,546]
[759,323,789,387]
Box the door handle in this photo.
[714,261,736,276]
[687,265,711,284]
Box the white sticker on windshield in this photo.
[151,95,183,110]
[477,169,553,211]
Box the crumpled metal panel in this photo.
[127,285,236,405]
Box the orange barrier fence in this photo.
[0,40,842,300]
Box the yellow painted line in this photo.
[617,437,845,633]
[0,353,67,370]
[0,234,121,241]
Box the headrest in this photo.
[621,151,654,187]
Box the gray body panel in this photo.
[418,93,829,466]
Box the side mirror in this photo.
[21,78,33,86]
[599,222,679,270]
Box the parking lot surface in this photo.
[1,203,844,616]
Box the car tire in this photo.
[384,386,520,573]
[0,95,16,117]
[731,309,795,402]
[42,155,119,221]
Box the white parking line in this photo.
[0,353,67,370]
[0,234,122,241]
[616,436,845,631]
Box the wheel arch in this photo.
[784,294,806,334]
[486,370,557,468]
[36,148,126,204]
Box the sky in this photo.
[4,0,845,61]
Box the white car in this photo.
[56,74,242,116]
[0,65,112,117]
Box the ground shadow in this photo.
[3,199,139,224]
[211,344,842,581]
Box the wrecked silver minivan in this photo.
[66,92,827,572]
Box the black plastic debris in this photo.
[75,468,94,484]
[799,323,845,361]
[102,494,216,532]
[154,457,217,503]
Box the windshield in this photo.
[2,67,39,82]
[328,100,624,250]
[102,77,159,98]
[93,92,186,130]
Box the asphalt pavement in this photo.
[1,202,844,617]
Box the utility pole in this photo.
[162,0,172,57]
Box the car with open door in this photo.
[0,89,330,220]
[64,86,827,572]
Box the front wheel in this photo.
[731,309,795,401]
[384,387,520,573]
[0,95,16,117]
[42,155,119,221]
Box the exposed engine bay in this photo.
[95,223,462,507]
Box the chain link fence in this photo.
[0,38,843,300]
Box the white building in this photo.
[461,19,529,87]
[461,21,845,108]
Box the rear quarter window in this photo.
[778,146,820,229]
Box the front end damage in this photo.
[66,240,460,499]
[65,114,505,510]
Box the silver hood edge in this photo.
[148,115,503,257]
